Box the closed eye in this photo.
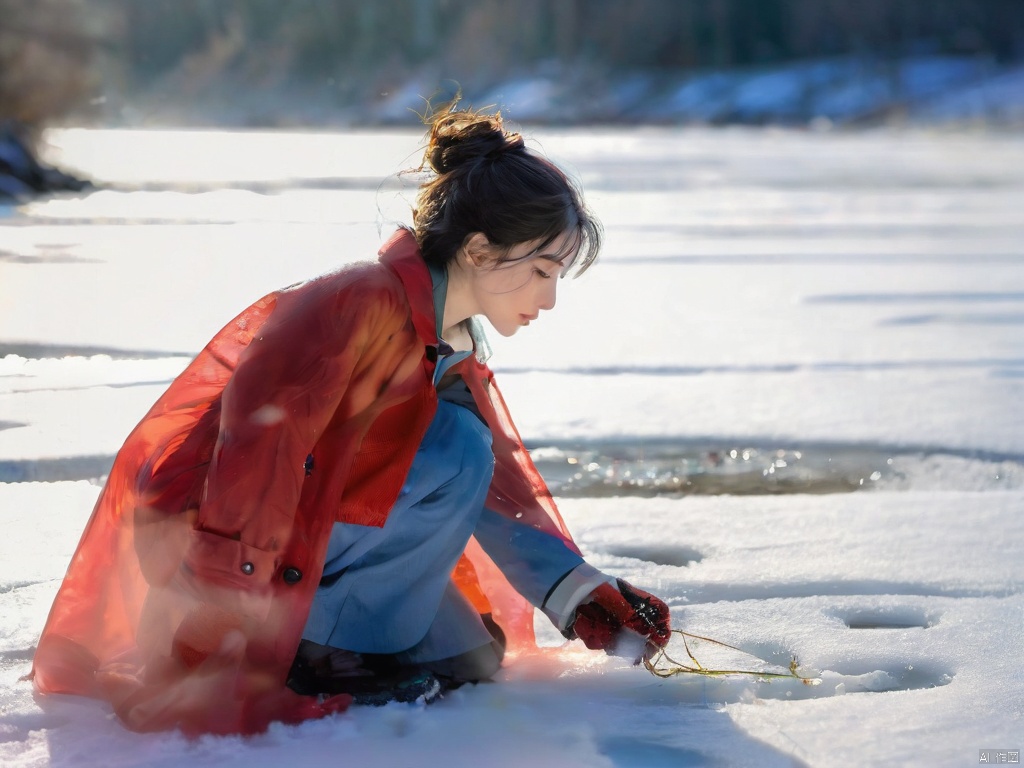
[534,267,554,279]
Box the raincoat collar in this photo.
[377,229,438,350]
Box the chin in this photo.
[485,314,530,337]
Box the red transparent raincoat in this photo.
[32,230,580,735]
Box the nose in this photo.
[538,277,557,311]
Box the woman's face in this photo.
[468,230,577,337]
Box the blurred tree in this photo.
[105,0,1024,83]
[0,0,116,129]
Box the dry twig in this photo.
[644,629,820,685]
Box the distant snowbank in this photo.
[458,55,1024,128]
[94,55,1024,130]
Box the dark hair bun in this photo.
[413,104,601,276]
[425,110,525,175]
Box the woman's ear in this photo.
[462,232,491,267]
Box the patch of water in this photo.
[528,440,1024,496]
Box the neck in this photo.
[441,262,478,348]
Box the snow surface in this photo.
[1,127,1023,766]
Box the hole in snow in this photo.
[831,605,938,630]
[822,660,953,693]
[603,544,704,568]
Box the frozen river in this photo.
[1,126,1023,766]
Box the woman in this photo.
[31,108,671,735]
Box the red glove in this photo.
[567,579,671,663]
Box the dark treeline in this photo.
[1,0,1023,128]
[120,0,1024,78]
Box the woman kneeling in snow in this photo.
[31,107,672,735]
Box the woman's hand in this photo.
[567,579,672,664]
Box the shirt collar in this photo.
[427,261,448,343]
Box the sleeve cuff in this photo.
[541,563,616,632]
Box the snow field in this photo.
[1,126,1022,766]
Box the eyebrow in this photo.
[536,229,582,270]
[537,253,568,264]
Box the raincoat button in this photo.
[241,562,255,575]
[283,567,302,584]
